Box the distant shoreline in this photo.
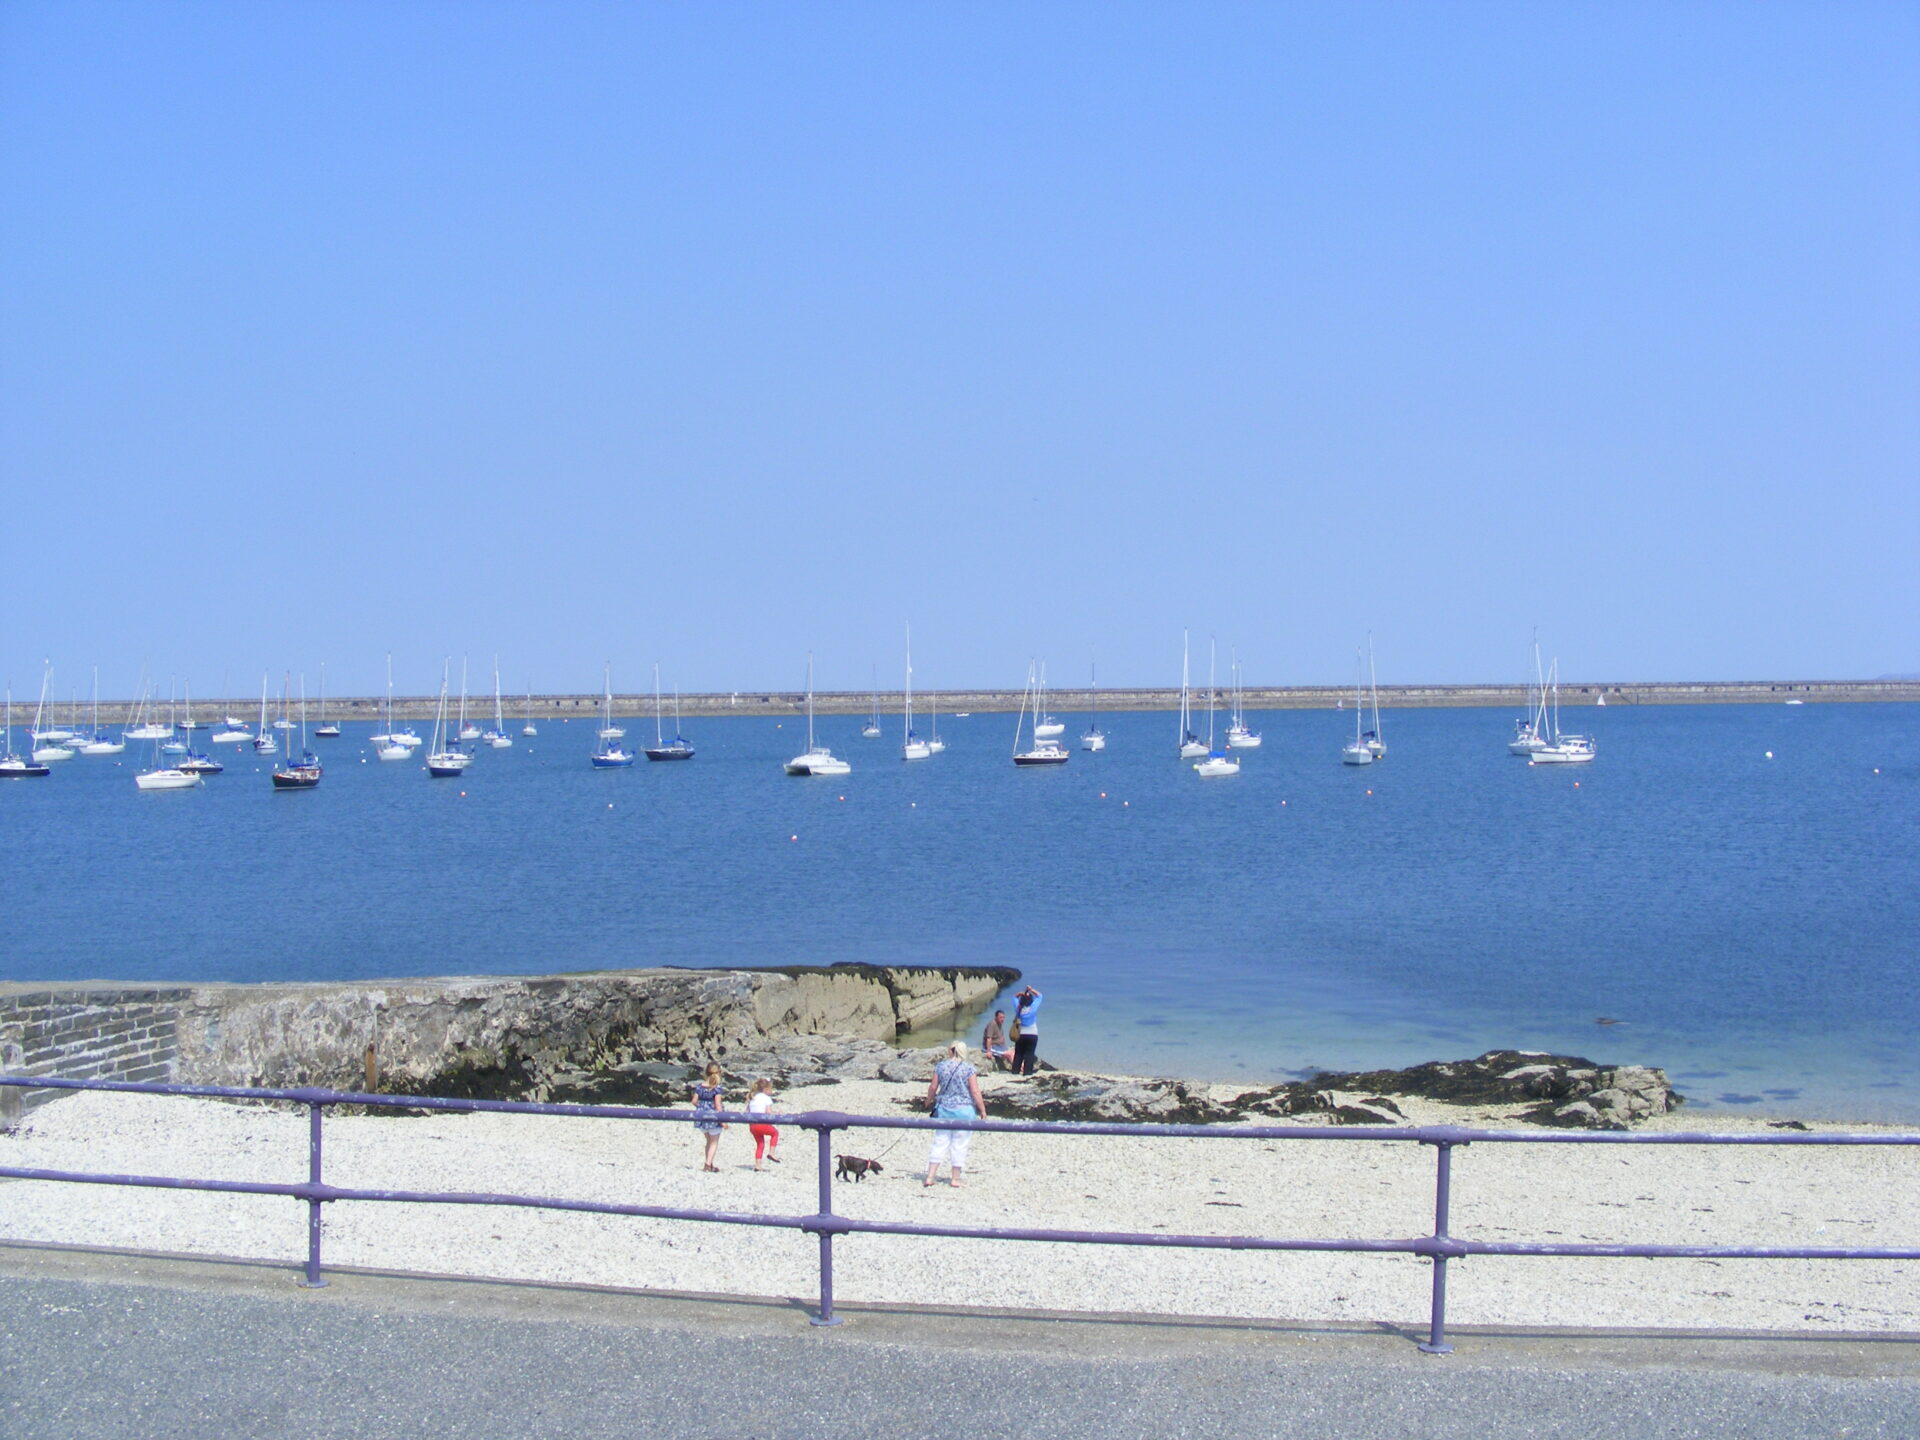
[77,679,1920,723]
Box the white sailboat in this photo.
[1528,659,1597,765]
[902,627,931,761]
[1224,649,1261,749]
[1178,631,1207,758]
[862,670,882,739]
[590,664,635,767]
[134,732,203,791]
[78,668,125,754]
[784,654,849,775]
[482,658,513,747]
[1031,661,1065,739]
[1013,662,1070,766]
[122,672,168,742]
[1193,638,1240,777]
[31,672,75,745]
[30,668,75,764]
[211,699,253,744]
[926,697,945,754]
[159,682,188,754]
[371,654,409,760]
[522,684,538,738]
[314,663,342,738]
[597,667,626,742]
[456,658,481,741]
[1341,651,1375,766]
[426,663,474,776]
[252,674,278,755]
[1509,639,1551,756]
[383,658,423,749]
[1080,662,1106,751]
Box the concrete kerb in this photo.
[3,1240,1918,1381]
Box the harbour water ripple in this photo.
[2,703,1914,1121]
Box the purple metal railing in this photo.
[4,1073,1918,1353]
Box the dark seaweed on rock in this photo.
[948,1051,1677,1131]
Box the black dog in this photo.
[835,1154,883,1183]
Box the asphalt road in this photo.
[3,1247,1917,1440]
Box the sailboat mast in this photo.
[1179,631,1190,744]
[1013,663,1033,756]
[1206,637,1217,748]
[1368,634,1382,739]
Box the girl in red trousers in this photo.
[748,1078,782,1171]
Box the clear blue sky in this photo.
[3,2,1914,698]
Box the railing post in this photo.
[809,1121,843,1326]
[299,1100,328,1289]
[1418,1139,1457,1353]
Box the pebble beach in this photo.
[3,1073,1915,1335]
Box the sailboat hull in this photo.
[1529,742,1596,765]
[645,745,695,761]
[1014,748,1070,766]
[136,769,204,791]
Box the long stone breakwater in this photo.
[61,678,1920,725]
[0,966,1015,1122]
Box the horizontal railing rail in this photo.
[3,1073,1917,1353]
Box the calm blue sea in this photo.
[3,703,1916,1122]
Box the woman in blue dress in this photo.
[691,1063,727,1171]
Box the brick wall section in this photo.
[0,985,193,1125]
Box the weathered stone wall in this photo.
[0,987,193,1124]
[0,966,1015,1118]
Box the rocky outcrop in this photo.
[1272,1050,1679,1130]
[928,1051,1675,1129]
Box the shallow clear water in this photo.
[3,703,1915,1121]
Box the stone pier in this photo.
[0,965,1017,1120]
